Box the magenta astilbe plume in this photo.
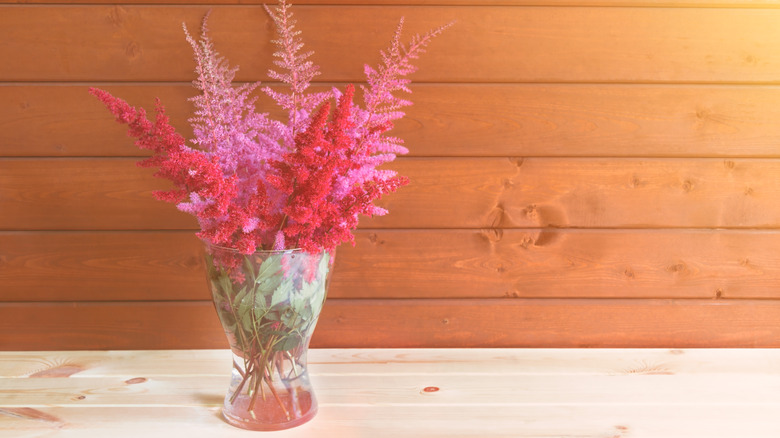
[184,13,286,218]
[330,18,454,204]
[91,1,450,268]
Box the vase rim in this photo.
[200,239,304,255]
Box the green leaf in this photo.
[271,279,293,308]
[257,254,282,277]
[233,286,249,307]
[218,275,234,297]
[240,308,253,332]
[243,257,257,284]
[256,256,281,285]
[253,295,268,319]
[274,335,300,352]
[235,286,255,332]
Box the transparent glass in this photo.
[204,242,333,430]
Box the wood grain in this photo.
[0,159,194,230]
[5,0,780,352]
[4,230,780,301]
[6,348,780,377]
[0,232,207,301]
[1,405,779,438]
[5,373,780,406]
[5,6,780,83]
[2,299,780,349]
[4,349,780,438]
[10,84,780,158]
[4,158,780,230]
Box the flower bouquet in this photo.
[90,0,450,430]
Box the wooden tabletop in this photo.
[2,348,780,437]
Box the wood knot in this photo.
[667,262,688,274]
[367,233,384,246]
[524,204,538,219]
[125,41,141,59]
[724,160,735,170]
[623,267,635,279]
[422,386,440,393]
[509,157,524,168]
[106,5,128,27]
[519,235,535,249]
[488,204,505,228]
[29,363,85,378]
[681,179,694,192]
[481,228,503,243]
[125,377,147,385]
[0,408,62,424]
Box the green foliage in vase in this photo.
[207,251,330,357]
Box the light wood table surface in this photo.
[1,348,780,437]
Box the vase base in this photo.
[222,407,317,431]
[221,389,317,431]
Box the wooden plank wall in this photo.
[3,0,780,349]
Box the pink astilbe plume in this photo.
[358,18,454,154]
[263,0,332,144]
[184,13,287,219]
[329,18,454,203]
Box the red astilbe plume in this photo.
[89,88,276,273]
[268,85,407,253]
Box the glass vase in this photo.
[203,242,333,431]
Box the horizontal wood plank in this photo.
[7,348,780,378]
[0,232,206,302]
[0,158,193,230]
[10,84,780,158]
[4,230,780,301]
[3,158,780,230]
[1,405,779,438]
[2,299,780,349]
[4,374,780,407]
[5,6,780,83]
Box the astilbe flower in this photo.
[89,88,275,274]
[184,13,287,239]
[330,18,454,210]
[91,1,450,272]
[266,85,408,253]
[263,1,332,145]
